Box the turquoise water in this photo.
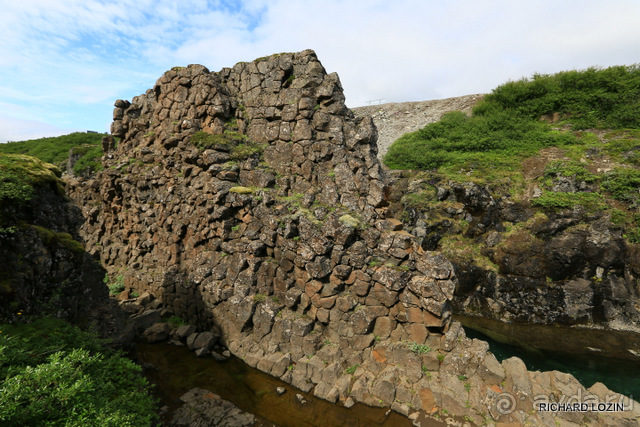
[459,318,640,399]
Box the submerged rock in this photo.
[170,388,255,426]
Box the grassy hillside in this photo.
[384,65,640,174]
[0,132,105,176]
[383,64,640,241]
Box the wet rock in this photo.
[130,310,162,334]
[143,322,171,343]
[193,331,219,351]
[176,324,196,340]
[170,388,255,426]
[295,393,307,405]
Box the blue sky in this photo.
[1,0,639,142]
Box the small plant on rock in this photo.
[345,364,359,374]
[408,342,431,354]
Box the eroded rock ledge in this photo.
[67,50,639,425]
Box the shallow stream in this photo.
[134,317,640,425]
[135,342,448,426]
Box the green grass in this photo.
[532,191,606,211]
[104,274,125,296]
[483,65,640,129]
[384,64,640,176]
[543,160,597,183]
[384,109,576,172]
[29,224,85,255]
[0,132,105,176]
[166,315,186,328]
[408,342,431,354]
[191,130,265,160]
[190,118,266,161]
[386,64,640,244]
[601,167,640,205]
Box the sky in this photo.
[1,0,639,143]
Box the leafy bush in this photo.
[543,160,597,183]
[166,315,186,328]
[482,65,640,129]
[72,145,105,175]
[408,342,431,354]
[384,64,640,173]
[0,318,156,426]
[601,167,640,204]
[383,109,575,171]
[105,274,125,295]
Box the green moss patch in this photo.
[0,154,63,204]
[28,224,85,255]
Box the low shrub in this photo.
[0,317,157,426]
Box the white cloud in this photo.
[0,116,79,144]
[1,0,639,141]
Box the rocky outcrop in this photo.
[389,171,640,342]
[0,156,110,328]
[67,50,639,425]
[352,95,483,159]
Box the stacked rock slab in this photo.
[68,50,639,425]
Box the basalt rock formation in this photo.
[68,50,639,425]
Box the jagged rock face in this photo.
[389,174,640,333]
[71,50,454,335]
[0,181,107,325]
[109,50,386,214]
[65,51,640,426]
[67,50,460,400]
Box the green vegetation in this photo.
[104,274,125,296]
[532,192,606,211]
[384,109,576,172]
[384,64,640,175]
[190,118,265,161]
[166,315,186,328]
[229,186,254,194]
[386,64,640,244]
[0,317,157,426]
[0,154,62,204]
[407,342,431,354]
[0,132,105,176]
[29,224,85,255]
[253,293,267,303]
[543,160,597,183]
[601,167,640,205]
[484,65,640,129]
[345,364,359,374]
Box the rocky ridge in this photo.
[67,50,639,425]
[352,95,483,159]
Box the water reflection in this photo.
[457,315,640,398]
[135,342,441,426]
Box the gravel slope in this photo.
[352,94,484,159]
